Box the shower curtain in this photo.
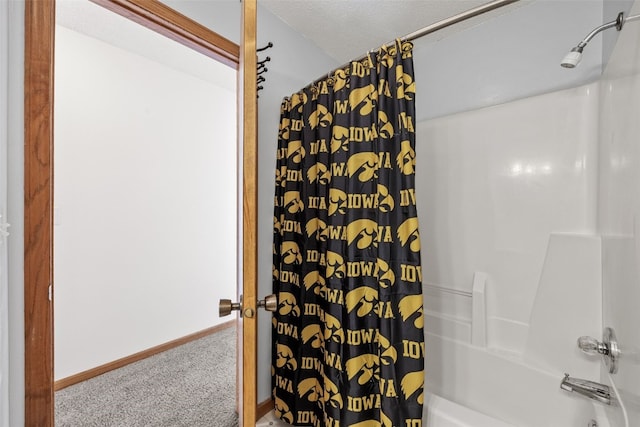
[272,40,424,427]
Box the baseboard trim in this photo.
[257,397,273,420]
[54,319,237,391]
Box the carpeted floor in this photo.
[55,325,238,427]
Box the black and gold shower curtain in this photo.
[272,40,424,427]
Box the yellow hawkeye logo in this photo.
[297,378,323,402]
[274,396,293,424]
[307,162,331,185]
[308,104,332,129]
[331,125,349,153]
[376,258,395,288]
[303,271,324,295]
[396,140,416,175]
[401,371,424,404]
[347,152,380,182]
[323,312,345,343]
[345,353,379,385]
[377,333,398,365]
[396,67,416,101]
[332,69,348,91]
[305,218,328,241]
[283,191,304,214]
[377,184,394,212]
[278,292,300,317]
[287,140,306,164]
[377,111,394,139]
[349,84,377,116]
[289,92,307,113]
[397,217,421,252]
[328,188,348,216]
[275,343,297,371]
[398,294,424,329]
[274,166,287,187]
[281,241,302,265]
[324,377,343,409]
[346,286,379,317]
[346,219,379,249]
[326,251,345,279]
[301,324,324,349]
[278,118,290,141]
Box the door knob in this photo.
[219,294,276,317]
[577,327,620,374]
[258,294,277,312]
[219,296,242,317]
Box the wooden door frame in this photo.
[24,1,257,425]
[239,1,258,426]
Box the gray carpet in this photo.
[55,325,238,427]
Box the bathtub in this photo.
[257,399,513,427]
[421,234,618,427]
[259,387,607,427]
[424,332,612,427]
[424,393,514,427]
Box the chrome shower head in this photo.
[561,12,625,69]
[561,45,584,68]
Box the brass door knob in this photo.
[219,299,242,317]
[258,294,277,312]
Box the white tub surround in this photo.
[598,0,640,424]
[417,82,599,356]
[524,233,602,379]
[419,82,606,427]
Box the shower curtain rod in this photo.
[401,0,520,43]
[308,0,520,87]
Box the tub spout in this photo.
[560,373,611,405]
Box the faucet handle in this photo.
[576,328,620,374]
[578,336,608,355]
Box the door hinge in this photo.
[48,284,52,301]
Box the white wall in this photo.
[54,23,237,379]
[598,0,640,424]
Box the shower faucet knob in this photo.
[577,327,620,374]
[578,336,608,355]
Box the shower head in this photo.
[561,45,584,68]
[561,12,625,69]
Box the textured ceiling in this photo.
[260,0,528,63]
